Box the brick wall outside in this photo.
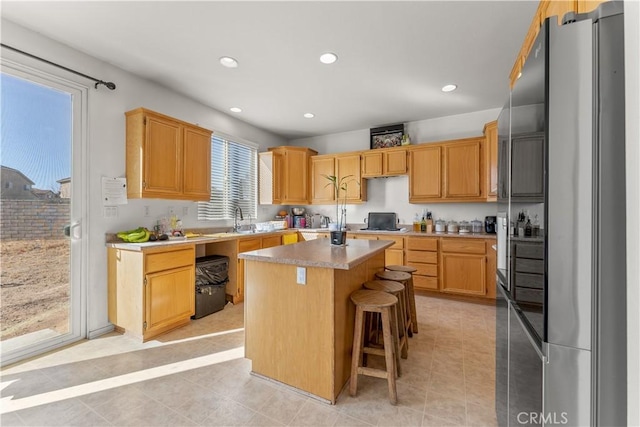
[1,199,70,240]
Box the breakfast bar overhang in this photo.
[238,238,393,403]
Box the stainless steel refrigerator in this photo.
[495,2,627,426]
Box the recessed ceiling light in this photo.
[303,113,315,119]
[230,107,242,113]
[219,56,238,68]
[441,84,457,92]
[319,53,338,64]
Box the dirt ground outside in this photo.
[0,239,69,340]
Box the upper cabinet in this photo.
[361,146,408,178]
[310,152,366,204]
[510,0,609,88]
[125,108,212,201]
[484,121,498,201]
[259,146,317,205]
[511,132,545,202]
[409,137,486,203]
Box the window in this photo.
[198,133,258,220]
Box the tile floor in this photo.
[0,293,497,427]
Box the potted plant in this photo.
[322,174,357,246]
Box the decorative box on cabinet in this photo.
[107,245,196,341]
[125,108,212,201]
[259,146,317,205]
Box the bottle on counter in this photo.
[525,218,533,237]
[420,215,427,232]
[413,214,421,232]
[532,214,540,237]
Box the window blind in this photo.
[198,134,257,220]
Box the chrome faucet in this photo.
[234,207,244,232]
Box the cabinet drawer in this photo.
[239,238,261,253]
[441,238,486,254]
[261,235,281,248]
[413,275,438,290]
[515,258,544,274]
[514,272,543,289]
[379,236,404,249]
[406,250,437,264]
[515,287,543,304]
[406,237,438,251]
[145,248,194,274]
[408,262,438,277]
[515,243,543,259]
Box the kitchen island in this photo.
[239,237,393,403]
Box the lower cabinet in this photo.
[108,245,195,341]
[406,236,439,291]
[440,238,487,296]
[348,234,404,267]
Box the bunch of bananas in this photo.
[117,227,151,243]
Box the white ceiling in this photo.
[1,1,539,140]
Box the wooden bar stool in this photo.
[385,265,419,334]
[363,280,408,365]
[375,270,414,338]
[349,289,399,405]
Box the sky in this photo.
[1,73,71,191]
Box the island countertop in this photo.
[238,237,393,270]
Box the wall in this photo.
[289,109,502,225]
[1,19,287,337]
[0,199,69,240]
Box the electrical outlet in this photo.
[144,206,150,217]
[296,267,306,285]
[182,206,189,217]
[168,206,175,216]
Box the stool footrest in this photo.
[363,346,386,357]
[358,366,390,379]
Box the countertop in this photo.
[237,238,393,270]
[300,227,496,240]
[105,229,296,251]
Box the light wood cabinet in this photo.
[406,236,439,291]
[440,238,487,296]
[361,146,408,178]
[108,245,195,341]
[310,152,366,204]
[509,0,609,88]
[443,138,484,200]
[347,234,404,266]
[125,108,212,201]
[408,145,441,201]
[409,137,485,203]
[484,121,498,201]
[259,146,317,205]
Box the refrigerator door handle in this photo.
[511,303,547,362]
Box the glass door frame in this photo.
[1,58,88,366]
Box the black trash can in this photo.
[193,255,229,319]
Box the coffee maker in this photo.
[484,216,497,234]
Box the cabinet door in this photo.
[145,265,194,334]
[511,133,544,201]
[484,121,498,199]
[361,151,383,177]
[144,115,182,196]
[335,153,364,202]
[409,146,441,201]
[283,150,309,203]
[441,253,486,296]
[444,139,483,199]
[311,155,336,204]
[272,151,284,204]
[541,0,577,26]
[384,150,407,175]
[577,0,606,13]
[182,126,212,201]
[497,137,509,200]
[385,248,404,266]
[261,235,282,248]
